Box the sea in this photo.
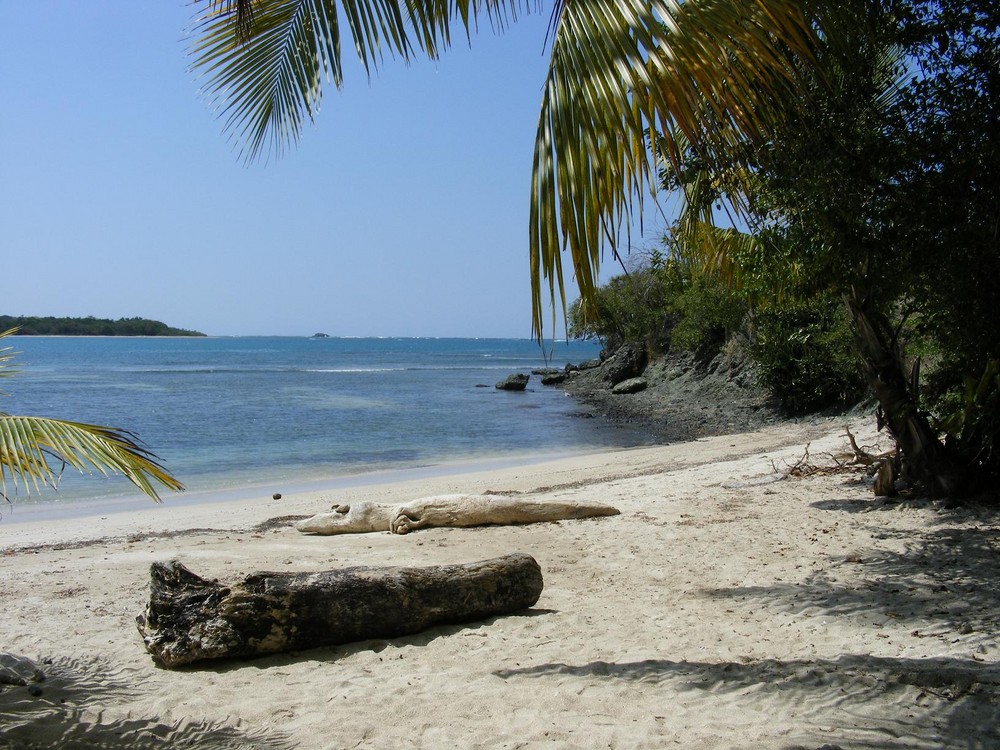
[2,337,658,519]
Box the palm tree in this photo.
[189,0,822,336]
[0,330,183,502]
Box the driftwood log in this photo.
[136,553,543,668]
[295,494,620,535]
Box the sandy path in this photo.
[2,418,999,749]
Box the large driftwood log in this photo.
[136,553,543,668]
[294,494,620,535]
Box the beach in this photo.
[3,417,1000,749]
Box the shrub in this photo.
[750,297,867,413]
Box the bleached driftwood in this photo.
[294,494,620,535]
[137,554,543,668]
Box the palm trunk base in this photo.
[846,291,964,497]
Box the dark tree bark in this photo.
[845,287,962,496]
[136,554,543,668]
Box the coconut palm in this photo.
[189,0,824,336]
[0,330,183,502]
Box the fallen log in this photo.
[294,494,620,535]
[136,553,543,668]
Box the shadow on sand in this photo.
[495,654,1000,749]
[0,654,294,750]
[496,507,1000,749]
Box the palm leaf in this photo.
[530,0,820,337]
[0,330,183,502]
[190,0,824,335]
[0,414,184,502]
[191,0,537,161]
[0,327,21,382]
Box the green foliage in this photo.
[667,275,746,357]
[750,299,867,414]
[569,239,863,414]
[936,361,1000,483]
[0,316,205,337]
[567,250,680,353]
[567,247,748,359]
[729,0,1000,488]
[889,0,1000,476]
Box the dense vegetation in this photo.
[567,249,867,415]
[0,316,205,337]
[570,0,1000,497]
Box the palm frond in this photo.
[190,0,826,336]
[0,327,21,381]
[193,0,344,161]
[191,0,538,161]
[0,329,183,502]
[529,0,820,337]
[0,414,184,502]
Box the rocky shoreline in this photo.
[543,343,818,443]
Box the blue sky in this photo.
[2,2,663,337]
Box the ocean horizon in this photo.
[2,336,658,520]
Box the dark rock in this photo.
[564,363,579,373]
[578,358,602,370]
[611,377,648,395]
[272,493,282,500]
[602,342,648,386]
[496,373,530,391]
[541,372,567,385]
[559,348,782,443]
[531,368,560,376]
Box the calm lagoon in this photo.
[3,337,657,517]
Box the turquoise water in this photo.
[3,337,655,508]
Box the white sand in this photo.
[2,418,999,749]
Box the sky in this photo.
[2,2,665,338]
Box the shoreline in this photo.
[2,347,770,527]
[0,444,641,528]
[3,417,1000,748]
[0,422,831,552]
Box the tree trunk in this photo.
[845,287,962,496]
[136,554,543,668]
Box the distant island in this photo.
[0,316,206,337]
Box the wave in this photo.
[120,364,545,376]
[303,367,408,373]
[305,365,537,373]
[132,365,548,375]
